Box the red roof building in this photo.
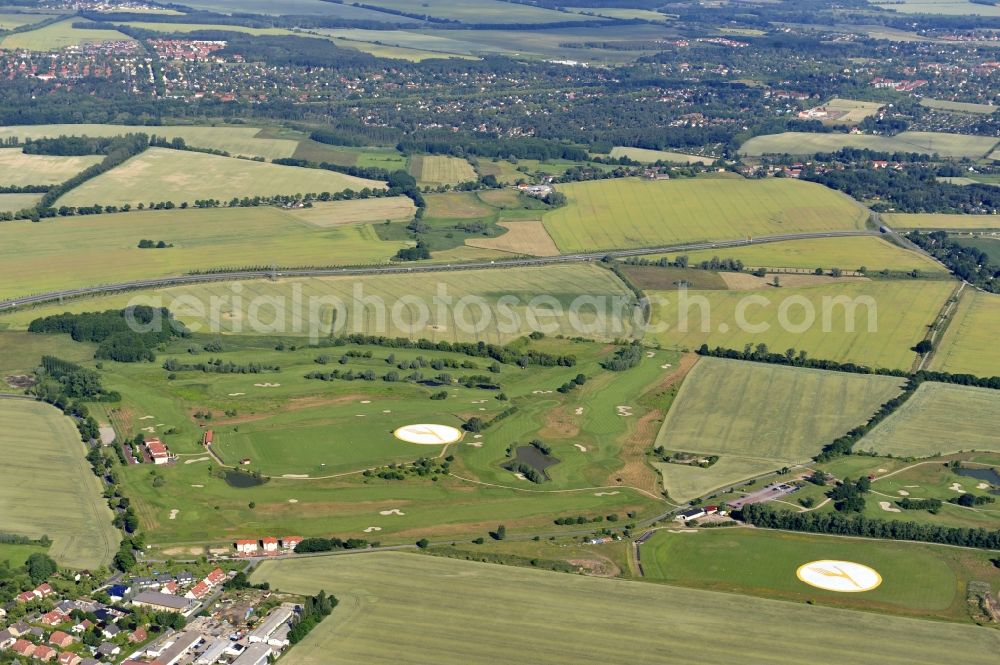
[16,590,36,603]
[49,631,73,648]
[205,568,226,587]
[12,639,35,656]
[144,438,171,464]
[261,537,279,553]
[282,536,302,550]
[185,581,210,600]
[57,652,81,665]
[40,609,69,626]
[35,583,54,597]
[128,627,147,644]
[34,645,56,661]
[203,429,214,445]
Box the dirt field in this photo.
[465,221,561,256]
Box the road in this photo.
[0,230,879,311]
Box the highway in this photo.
[0,230,880,311]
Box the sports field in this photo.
[882,213,1000,229]
[56,148,385,208]
[858,382,1000,457]
[920,98,997,115]
[741,131,999,159]
[654,357,903,498]
[606,147,715,164]
[542,178,869,253]
[408,155,477,186]
[0,124,299,160]
[0,148,102,186]
[679,236,946,273]
[931,290,1000,376]
[250,553,1000,664]
[0,193,40,213]
[646,279,954,370]
[640,528,996,621]
[0,19,134,51]
[0,206,410,301]
[0,400,117,569]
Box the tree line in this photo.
[29,307,186,363]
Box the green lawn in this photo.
[931,289,1000,377]
[640,528,996,621]
[250,552,1000,664]
[677,236,946,273]
[0,124,300,159]
[741,131,999,159]
[0,205,410,301]
[56,148,385,208]
[857,382,1000,457]
[542,177,869,253]
[0,400,118,569]
[647,279,954,370]
[920,98,997,115]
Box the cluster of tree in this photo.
[305,367,495,389]
[503,461,545,484]
[398,136,589,162]
[601,344,644,371]
[828,476,871,513]
[395,239,432,262]
[557,373,587,394]
[294,537,375,553]
[162,358,280,374]
[898,497,943,513]
[363,456,452,481]
[908,231,1000,293]
[951,493,996,507]
[323,334,575,368]
[29,307,185,363]
[287,590,338,644]
[137,239,173,249]
[737,502,1000,550]
[22,135,124,156]
[223,571,270,591]
[803,167,1000,214]
[463,406,518,434]
[530,439,553,455]
[553,513,619,525]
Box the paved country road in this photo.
[0,230,879,310]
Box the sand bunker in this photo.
[532,390,554,395]
[879,501,900,513]
[977,483,991,490]
[356,414,366,417]
[593,491,620,497]
[141,426,156,433]
[574,407,584,415]
[660,363,672,369]
[877,468,888,473]
[184,457,210,465]
[897,490,910,496]
[363,526,382,533]
[466,441,484,447]
[574,444,588,452]
[168,509,179,520]
[646,351,655,358]
[382,410,392,413]
[254,383,281,388]
[282,474,309,479]
[616,405,634,417]
[288,499,299,503]
[361,400,371,404]
[513,472,527,481]
[228,392,246,397]
[139,415,154,420]
[950,483,966,493]
[379,509,405,516]
[191,484,204,488]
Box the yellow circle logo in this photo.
[796,560,882,593]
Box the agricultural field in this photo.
[284,197,415,227]
[0,19,134,51]
[920,98,997,114]
[870,0,1000,15]
[465,221,561,256]
[0,264,639,343]
[653,357,903,498]
[358,0,583,24]
[0,333,95,392]
[310,28,501,59]
[292,142,407,170]
[0,205,410,301]
[859,383,1000,458]
[0,193,40,213]
[566,6,672,21]
[250,553,1000,665]
[606,147,715,165]
[679,236,947,273]
[0,400,117,569]
[646,279,955,370]
[0,12,52,30]
[471,158,526,184]
[55,148,385,208]
[115,21,299,36]
[882,213,1000,229]
[931,290,1000,377]
[640,528,999,622]
[408,155,478,186]
[163,0,405,18]
[655,456,780,503]
[542,177,869,253]
[740,131,999,159]
[0,148,102,186]
[0,124,300,160]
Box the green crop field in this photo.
[115,21,298,36]
[679,236,946,273]
[408,155,478,186]
[0,400,117,569]
[311,28,500,58]
[0,19,134,51]
[647,279,954,370]
[882,213,1000,229]
[359,0,584,24]
[541,177,869,253]
[0,148,102,185]
[655,456,780,502]
[0,205,410,301]
[0,193,40,213]
[292,141,407,169]
[741,131,999,159]
[0,264,638,343]
[0,12,52,30]
[932,290,1000,376]
[606,147,715,164]
[172,0,402,17]
[954,236,1000,263]
[0,124,300,159]
[55,148,385,208]
[920,98,998,114]
[870,0,1000,15]
[249,553,1000,664]
[858,382,1000,457]
[653,357,903,498]
[640,528,998,621]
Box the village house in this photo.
[57,652,82,665]
[11,638,35,657]
[261,537,279,554]
[186,581,211,600]
[0,630,13,649]
[48,630,73,648]
[34,644,57,661]
[40,609,70,626]
[204,568,227,587]
[235,539,259,555]
[282,536,302,550]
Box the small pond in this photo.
[953,467,1000,496]
[224,470,266,488]
[502,445,560,480]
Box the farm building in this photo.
[677,508,706,522]
[203,429,214,446]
